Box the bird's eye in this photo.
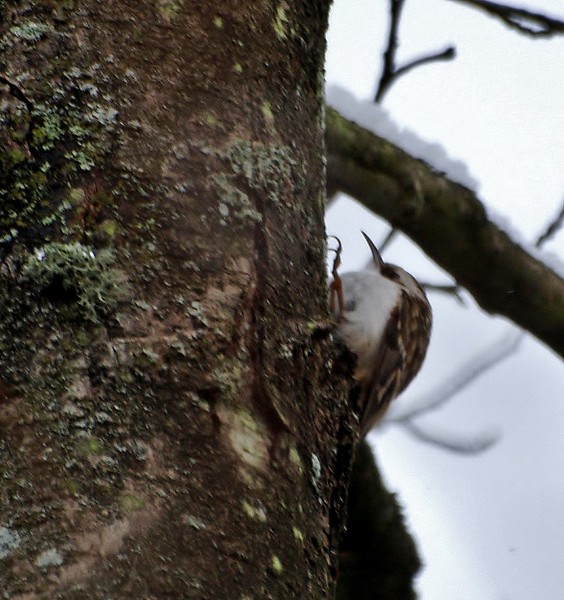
[382,265,400,280]
[344,298,356,311]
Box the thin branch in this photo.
[388,330,523,422]
[423,283,465,303]
[375,0,406,103]
[380,331,521,453]
[448,0,564,37]
[535,199,564,248]
[398,420,500,454]
[393,46,456,81]
[375,0,456,102]
[378,227,397,253]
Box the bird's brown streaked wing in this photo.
[396,290,432,396]
[359,303,404,436]
[359,289,431,436]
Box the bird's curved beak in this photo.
[361,231,384,270]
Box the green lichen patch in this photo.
[157,0,184,22]
[270,554,283,576]
[119,492,145,513]
[76,435,105,457]
[242,499,267,523]
[21,242,124,322]
[217,405,269,477]
[205,113,218,127]
[98,218,119,240]
[273,5,290,40]
[260,101,275,127]
[0,70,118,253]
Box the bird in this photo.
[329,232,432,437]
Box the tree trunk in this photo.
[1,2,358,598]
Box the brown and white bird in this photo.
[329,232,432,437]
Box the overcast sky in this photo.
[325,1,564,598]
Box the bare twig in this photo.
[393,46,456,82]
[535,199,564,248]
[423,283,465,303]
[378,330,522,453]
[375,0,456,102]
[378,227,397,253]
[375,0,405,103]
[448,0,564,37]
[399,419,500,454]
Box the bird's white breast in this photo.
[334,270,400,378]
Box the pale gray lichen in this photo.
[212,173,262,224]
[0,526,21,559]
[8,21,51,43]
[185,300,209,326]
[211,139,300,227]
[224,140,298,205]
[35,547,64,568]
[310,452,321,487]
[87,106,119,126]
[183,514,207,530]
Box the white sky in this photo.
[325,1,564,599]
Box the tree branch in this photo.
[535,199,564,248]
[398,420,499,453]
[375,0,456,102]
[383,330,521,452]
[388,330,523,422]
[325,106,564,359]
[448,0,564,37]
[393,46,456,82]
[375,0,405,102]
[423,282,464,302]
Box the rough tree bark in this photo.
[0,2,365,598]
